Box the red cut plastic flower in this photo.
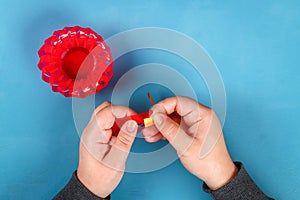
[38,26,113,98]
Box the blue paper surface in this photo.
[0,0,299,199]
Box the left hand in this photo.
[77,101,138,198]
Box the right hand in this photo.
[142,96,237,190]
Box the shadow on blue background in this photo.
[0,0,300,199]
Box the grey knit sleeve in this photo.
[203,162,274,200]
[53,171,110,200]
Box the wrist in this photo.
[204,160,238,190]
[77,163,107,198]
[77,165,98,195]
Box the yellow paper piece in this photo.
[144,117,154,127]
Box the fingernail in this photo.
[153,113,165,126]
[126,120,137,133]
[151,104,164,113]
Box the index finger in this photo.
[95,105,137,130]
[151,96,209,127]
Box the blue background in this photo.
[0,0,299,199]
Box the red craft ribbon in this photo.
[112,111,152,134]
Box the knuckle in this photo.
[102,101,110,105]
[92,109,99,117]
[94,101,110,113]
[204,109,215,121]
[95,108,103,117]
[162,122,178,138]
[97,117,113,129]
[118,133,133,146]
[206,107,214,116]
[94,109,114,129]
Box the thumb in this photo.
[152,113,194,155]
[114,120,138,152]
[102,120,138,170]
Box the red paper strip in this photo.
[112,111,152,134]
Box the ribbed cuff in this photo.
[203,162,273,200]
[53,171,110,200]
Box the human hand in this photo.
[77,101,138,198]
[142,96,237,190]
